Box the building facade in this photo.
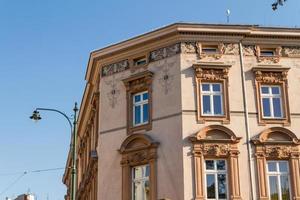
[63,23,300,200]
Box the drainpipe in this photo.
[238,42,255,200]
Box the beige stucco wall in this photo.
[98,55,185,200]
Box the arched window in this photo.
[252,127,300,200]
[189,125,242,200]
[119,134,159,200]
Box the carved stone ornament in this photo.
[194,67,229,81]
[196,42,225,59]
[254,70,288,83]
[123,71,153,92]
[181,42,197,54]
[255,45,282,63]
[223,43,239,55]
[265,146,292,159]
[243,45,255,56]
[149,43,181,62]
[203,144,230,157]
[102,60,129,77]
[282,46,300,57]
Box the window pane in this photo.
[213,95,222,115]
[272,87,280,95]
[268,162,277,172]
[261,86,269,94]
[202,95,211,114]
[279,162,288,172]
[143,92,148,100]
[269,176,279,200]
[143,179,150,200]
[144,165,150,177]
[212,84,221,92]
[134,94,141,103]
[273,98,282,118]
[206,160,214,170]
[133,181,142,200]
[202,84,210,91]
[217,160,226,170]
[262,98,271,117]
[218,174,227,199]
[133,166,143,179]
[143,104,149,123]
[206,174,215,198]
[280,175,290,200]
[134,106,141,124]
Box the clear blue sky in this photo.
[0,0,299,199]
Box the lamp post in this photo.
[30,102,78,200]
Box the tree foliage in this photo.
[272,0,287,10]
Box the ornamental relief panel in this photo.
[102,60,129,77]
[282,46,300,57]
[194,67,229,81]
[149,43,181,62]
[254,70,288,83]
[121,149,157,166]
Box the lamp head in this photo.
[30,110,42,121]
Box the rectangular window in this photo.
[133,91,149,126]
[201,83,224,116]
[134,57,147,66]
[205,160,228,200]
[202,45,218,54]
[267,161,291,200]
[132,165,150,200]
[260,85,283,119]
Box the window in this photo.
[267,161,291,200]
[194,64,230,123]
[198,43,224,59]
[133,91,149,126]
[202,46,218,54]
[255,46,281,63]
[253,68,290,125]
[201,83,224,116]
[260,50,275,57]
[252,127,300,200]
[260,85,283,118]
[189,125,242,200]
[134,57,147,66]
[123,71,153,133]
[132,165,150,200]
[205,160,228,200]
[120,134,158,200]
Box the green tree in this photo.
[272,0,287,10]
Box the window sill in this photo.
[128,122,152,134]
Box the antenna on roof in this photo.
[226,9,231,23]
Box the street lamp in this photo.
[30,102,78,200]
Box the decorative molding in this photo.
[181,42,197,54]
[149,43,181,62]
[119,134,158,200]
[282,46,300,57]
[189,125,242,200]
[255,45,282,63]
[252,67,291,125]
[197,43,224,59]
[158,61,175,95]
[193,64,231,123]
[123,70,153,134]
[252,128,300,200]
[102,59,129,77]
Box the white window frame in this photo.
[133,91,149,126]
[200,83,224,116]
[260,85,283,119]
[266,161,292,200]
[204,159,229,200]
[132,164,150,200]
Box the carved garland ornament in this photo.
[149,43,181,62]
[102,60,129,77]
[254,70,288,83]
[195,67,229,81]
[282,46,300,57]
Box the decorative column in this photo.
[193,144,205,200]
[290,153,300,200]
[255,152,269,200]
[121,163,130,200]
[229,150,242,200]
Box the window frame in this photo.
[255,45,282,63]
[200,82,224,117]
[123,71,153,134]
[194,64,231,124]
[133,91,149,127]
[204,159,229,200]
[131,164,150,200]
[253,67,290,125]
[260,85,284,119]
[266,161,292,200]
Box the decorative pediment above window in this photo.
[123,71,153,93]
[253,67,289,84]
[194,66,229,81]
